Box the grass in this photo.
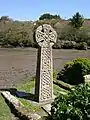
[0,96,12,120]
[18,98,42,112]
[16,78,68,113]
[17,78,44,113]
[17,79,68,96]
[0,78,69,120]
[17,79,35,93]
[53,84,69,96]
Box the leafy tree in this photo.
[69,12,84,29]
[39,13,61,20]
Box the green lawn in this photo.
[17,79,35,93]
[17,79,45,113]
[0,79,69,120]
[16,79,68,112]
[0,96,12,120]
[17,79,68,96]
[53,84,69,96]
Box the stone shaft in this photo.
[35,47,53,102]
[35,24,57,103]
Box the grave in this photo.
[35,24,57,103]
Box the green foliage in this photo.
[54,24,90,49]
[39,13,61,20]
[0,14,89,49]
[75,42,88,50]
[0,20,34,47]
[51,83,90,120]
[58,58,90,85]
[59,26,78,41]
[62,40,76,49]
[53,70,59,81]
[70,12,84,29]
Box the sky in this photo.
[0,0,90,21]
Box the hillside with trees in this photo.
[0,13,90,49]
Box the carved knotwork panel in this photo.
[40,48,52,100]
[36,24,57,47]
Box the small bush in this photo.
[53,43,62,49]
[58,58,90,85]
[75,42,88,50]
[51,83,90,120]
[62,41,76,49]
[53,40,76,49]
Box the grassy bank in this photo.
[16,79,68,112]
[0,78,69,120]
[0,96,12,120]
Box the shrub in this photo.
[51,83,90,120]
[53,70,59,81]
[53,43,62,49]
[57,58,90,85]
[75,42,88,50]
[62,40,76,49]
[53,40,76,49]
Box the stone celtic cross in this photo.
[35,24,57,103]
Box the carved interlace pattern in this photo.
[36,24,57,101]
[36,24,57,47]
[40,48,52,100]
